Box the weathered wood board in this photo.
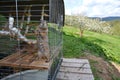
[57,58,94,80]
[0,53,49,69]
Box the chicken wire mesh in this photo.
[0,0,64,80]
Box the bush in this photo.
[0,14,7,25]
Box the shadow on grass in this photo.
[63,32,120,80]
[63,32,108,60]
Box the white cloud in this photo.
[65,0,120,17]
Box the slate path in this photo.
[57,58,94,80]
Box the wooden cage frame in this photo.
[0,0,65,80]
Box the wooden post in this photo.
[20,6,28,29]
[24,5,32,36]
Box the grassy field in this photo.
[63,26,120,63]
[63,26,120,80]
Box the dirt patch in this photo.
[80,54,120,80]
[111,62,120,73]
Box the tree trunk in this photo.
[79,29,84,37]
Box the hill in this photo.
[102,17,120,21]
[63,26,120,63]
[63,26,120,80]
[108,20,120,36]
[90,16,120,21]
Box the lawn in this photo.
[63,26,120,63]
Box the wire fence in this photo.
[0,0,64,80]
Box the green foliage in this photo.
[65,15,112,35]
[65,15,90,37]
[109,20,120,36]
[0,36,17,58]
[63,26,120,63]
[0,15,7,30]
[0,14,7,25]
[112,75,120,80]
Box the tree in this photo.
[65,15,112,37]
[74,15,88,37]
[110,20,120,35]
[66,15,88,37]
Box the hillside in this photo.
[63,26,120,80]
[63,26,120,63]
[102,17,120,21]
[90,16,120,21]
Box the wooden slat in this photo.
[8,54,27,63]
[14,53,34,65]
[0,53,49,69]
[0,53,20,62]
[59,67,92,74]
[57,72,94,80]
[61,62,90,68]
[57,58,94,80]
[63,58,89,63]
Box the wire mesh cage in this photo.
[0,0,64,80]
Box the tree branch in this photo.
[0,17,36,44]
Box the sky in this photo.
[64,0,120,17]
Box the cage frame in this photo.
[0,0,65,80]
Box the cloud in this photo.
[65,0,120,17]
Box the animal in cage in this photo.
[0,5,49,60]
[0,0,64,80]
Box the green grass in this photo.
[63,26,120,63]
[0,36,18,59]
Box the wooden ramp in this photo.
[57,58,94,80]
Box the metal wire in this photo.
[15,0,22,80]
[0,0,64,80]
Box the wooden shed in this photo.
[0,0,64,80]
